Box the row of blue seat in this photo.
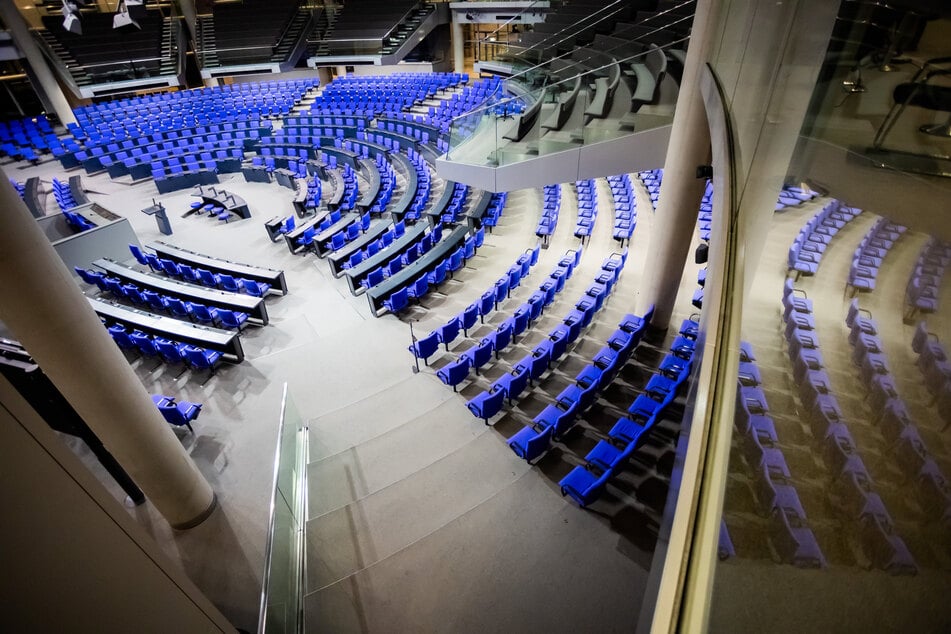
[107,323,223,377]
[733,342,827,568]
[573,179,598,239]
[401,147,432,223]
[481,192,508,231]
[410,244,543,368]
[437,250,583,391]
[340,220,408,271]
[128,245,271,296]
[847,217,907,296]
[536,184,561,239]
[906,239,950,319]
[52,177,77,212]
[779,283,918,573]
[608,174,637,243]
[788,199,863,280]
[560,310,690,508]
[381,227,485,315]
[77,266,250,331]
[357,223,447,292]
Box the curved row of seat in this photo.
[781,281,918,574]
[378,227,484,316]
[905,238,949,319]
[435,249,585,393]
[107,323,223,376]
[0,114,56,161]
[912,323,951,433]
[309,73,466,120]
[128,245,271,297]
[788,199,863,280]
[573,179,598,240]
[535,184,562,241]
[846,217,907,296]
[608,173,637,244]
[353,222,446,292]
[76,266,250,331]
[560,311,693,508]
[733,341,826,568]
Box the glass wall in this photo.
[671,1,951,631]
[259,384,309,634]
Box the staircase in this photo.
[196,14,219,69]
[35,29,91,87]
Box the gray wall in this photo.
[0,376,234,633]
[52,216,140,273]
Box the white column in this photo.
[0,176,216,529]
[336,65,348,77]
[636,0,718,330]
[0,2,76,126]
[452,19,465,74]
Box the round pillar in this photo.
[0,175,216,529]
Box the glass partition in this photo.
[659,1,951,632]
[258,384,309,634]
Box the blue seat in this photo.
[182,345,222,374]
[406,276,430,304]
[534,398,580,439]
[609,416,653,446]
[196,269,220,288]
[494,364,530,404]
[144,253,165,274]
[129,330,158,357]
[559,466,611,507]
[383,286,409,314]
[436,317,461,350]
[447,248,464,277]
[508,423,553,463]
[74,266,104,287]
[495,277,510,307]
[108,324,137,352]
[189,303,220,325]
[142,290,168,313]
[466,386,506,424]
[428,261,448,287]
[154,337,187,365]
[585,439,638,473]
[218,309,249,331]
[177,263,199,283]
[361,268,385,290]
[512,307,531,341]
[459,303,479,336]
[436,357,471,392]
[330,232,346,252]
[460,338,494,374]
[478,290,495,322]
[241,279,271,296]
[166,298,194,320]
[159,258,181,278]
[409,330,441,366]
[156,399,202,433]
[129,244,149,266]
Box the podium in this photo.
[141,200,172,235]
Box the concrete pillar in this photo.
[636,0,717,330]
[316,66,332,86]
[177,0,199,43]
[203,76,218,88]
[452,19,465,73]
[336,66,348,78]
[0,2,76,126]
[0,176,216,530]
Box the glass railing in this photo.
[258,384,309,634]
[650,1,951,632]
[446,41,685,167]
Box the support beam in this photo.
[0,2,76,126]
[452,19,465,74]
[0,175,216,529]
[636,0,715,330]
